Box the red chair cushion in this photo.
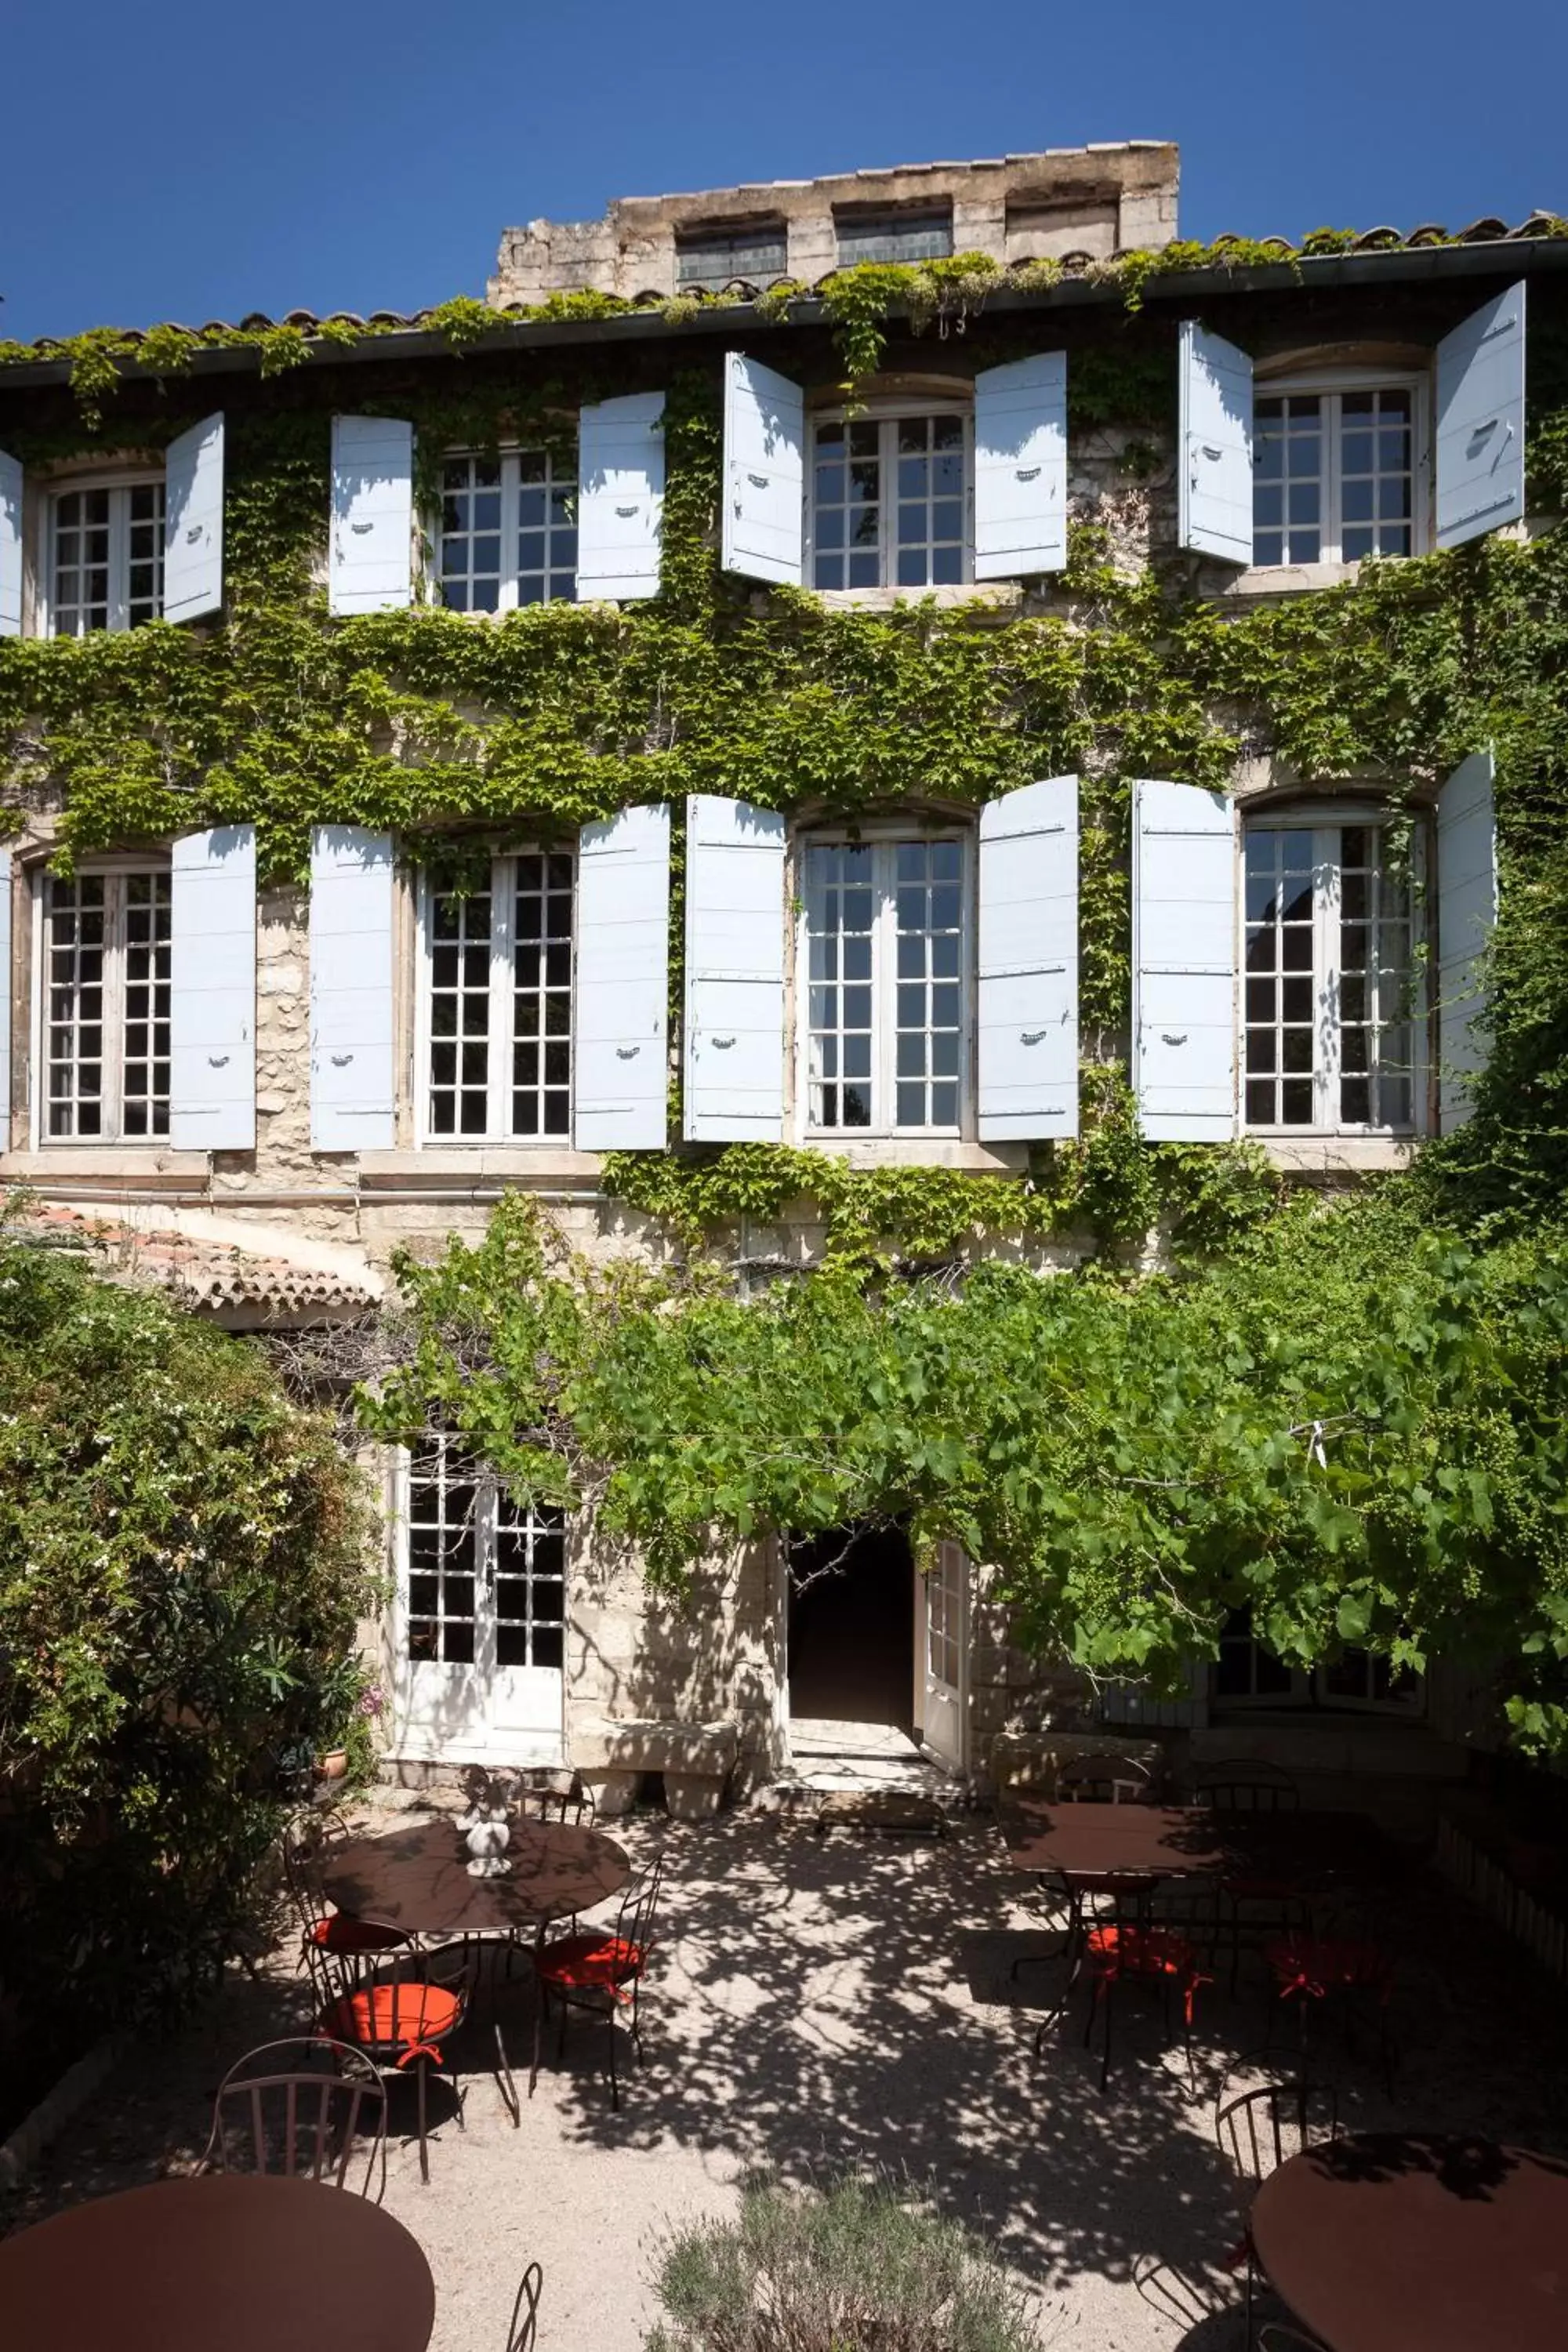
[325,1981,463,2065]
[1267,1936,1393,2002]
[309,1914,405,1956]
[535,1932,648,2000]
[1086,1923,1197,1979]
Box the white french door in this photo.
[390,1439,567,1765]
[921,1540,967,1768]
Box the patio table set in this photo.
[0,1781,658,2350]
[1000,1767,1568,2350]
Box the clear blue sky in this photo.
[4,0,1565,342]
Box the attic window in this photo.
[674,220,787,291]
[833,204,953,267]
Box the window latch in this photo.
[186,526,204,544]
[615,1044,640,1059]
[1014,466,1040,483]
[1161,1032,1189,1046]
[747,473,770,490]
[712,1036,736,1049]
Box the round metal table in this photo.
[0,2173,435,2352]
[323,1815,630,1936]
[1250,2132,1568,2352]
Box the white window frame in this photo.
[31,855,172,1146]
[401,1436,568,1679]
[42,469,167,637]
[1214,1610,1425,1719]
[415,851,576,1146]
[805,399,975,594]
[1239,805,1428,1141]
[794,825,973,1142]
[426,445,579,615]
[1250,365,1432,572]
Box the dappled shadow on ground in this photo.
[5,1807,1568,2350]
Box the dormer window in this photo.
[833,203,953,268]
[49,478,165,635]
[1253,375,1426,568]
[675,218,787,292]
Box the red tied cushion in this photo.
[535,1932,648,2001]
[325,1980,463,2060]
[1267,1936,1393,2003]
[309,1914,405,1956]
[1085,1924,1206,2021]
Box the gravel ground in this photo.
[5,1797,1566,2352]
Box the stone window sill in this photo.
[810,583,1022,615]
[2,1146,210,1178]
[1258,1134,1420,1174]
[795,1136,1029,1174]
[358,1146,603,1183]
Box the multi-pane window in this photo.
[1243,822,1418,1134]
[434,450,577,612]
[1217,1606,1421,1713]
[423,853,575,1139]
[803,837,966,1134]
[49,481,165,635]
[834,206,953,267]
[43,869,171,1139]
[810,411,970,591]
[675,222,788,290]
[1253,383,1421,567]
[406,1438,566,1671]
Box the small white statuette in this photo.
[458,1773,514,1876]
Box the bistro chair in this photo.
[303,1925,474,2183]
[512,1766,596,1828]
[1192,1765,1311,1994]
[1265,1914,1397,2091]
[1193,1758,1301,1812]
[201,2036,387,2198]
[281,1810,407,1968]
[1075,1883,1206,2092]
[530,1852,663,2111]
[1056,1752,1156,1804]
[1214,2064,1340,2343]
[504,2261,544,2352]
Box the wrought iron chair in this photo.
[1056,1752,1156,1804]
[201,2036,387,2198]
[1194,1762,1311,1993]
[1214,2063,1340,2343]
[512,1766,596,1828]
[1076,1882,1206,2091]
[1193,1758,1301,1812]
[1265,1902,1397,2091]
[530,1853,663,2111]
[303,1923,474,2183]
[281,1809,407,1967]
[504,2261,544,2352]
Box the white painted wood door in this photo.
[922,1541,967,1769]
[390,1441,566,1766]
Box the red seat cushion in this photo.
[1267,1936,1393,2002]
[535,1933,648,2000]
[309,1913,406,1956]
[1085,1924,1205,2022]
[325,1980,463,2064]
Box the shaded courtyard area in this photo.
[4,1799,1566,2350]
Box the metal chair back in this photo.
[513,1766,595,1828]
[614,1850,665,1972]
[505,2260,544,2352]
[1196,1758,1301,1813]
[203,2037,387,2196]
[1214,2075,1339,2184]
[1057,1753,1154,1805]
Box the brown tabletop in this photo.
[1250,2134,1568,2352]
[0,2173,435,2352]
[323,1815,630,1935]
[1000,1801,1388,1887]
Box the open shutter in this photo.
[329,417,413,614]
[310,827,395,1151]
[721,354,804,587]
[163,412,224,624]
[0,451,21,638]
[1133,780,1237,1142]
[974,354,1068,579]
[1436,750,1497,1132]
[169,825,256,1149]
[573,802,670,1150]
[1178,322,1253,565]
[975,776,1078,1140]
[0,850,12,1139]
[684,794,786,1141]
[1436,283,1526,551]
[577,394,665,602]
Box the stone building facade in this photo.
[2,149,1559,1816]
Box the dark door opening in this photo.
[786,1523,914,1729]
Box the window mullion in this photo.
[103,875,128,1139]
[879,420,895,590]
[1315,829,1339,1129]
[1325,400,1343,566]
[499,457,519,614]
[491,859,514,1142]
[108,490,128,633]
[876,844,895,1133]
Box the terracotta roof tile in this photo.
[12,1201,377,1322]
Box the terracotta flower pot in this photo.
[315,1749,349,1782]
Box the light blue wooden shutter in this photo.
[329,417,414,614]
[0,849,12,1136]
[1178,322,1253,565]
[976,776,1078,1139]
[163,412,224,624]
[1133,779,1237,1141]
[1436,750,1497,1132]
[169,825,256,1149]
[1436,283,1526,551]
[573,802,670,1150]
[684,794,786,1141]
[310,826,395,1150]
[974,354,1068,579]
[576,394,665,602]
[0,451,21,638]
[721,354,804,587]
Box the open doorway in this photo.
[785,1523,915,1733]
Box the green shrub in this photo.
[0,1226,380,2031]
[645,2171,1041,2352]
